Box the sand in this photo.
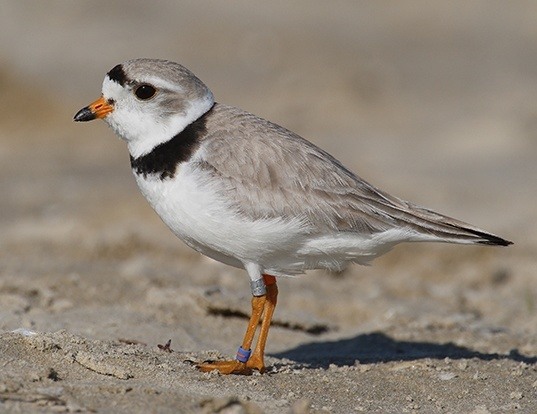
[0,1,536,412]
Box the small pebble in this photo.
[510,391,523,400]
[438,372,457,381]
[457,360,468,371]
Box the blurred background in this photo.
[0,1,535,345]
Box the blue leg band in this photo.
[236,346,252,363]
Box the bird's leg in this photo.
[246,274,278,372]
[197,278,268,375]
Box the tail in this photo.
[402,203,513,246]
[342,179,513,247]
[457,227,512,246]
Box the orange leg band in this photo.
[263,274,277,286]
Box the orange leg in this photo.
[247,275,278,372]
[197,274,278,375]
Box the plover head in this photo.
[74,58,214,158]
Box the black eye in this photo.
[134,84,156,100]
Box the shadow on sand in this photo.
[271,332,536,369]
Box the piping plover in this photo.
[74,58,511,375]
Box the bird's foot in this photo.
[197,360,252,375]
[197,356,265,375]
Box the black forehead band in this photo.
[107,64,129,86]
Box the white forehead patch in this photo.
[102,75,127,99]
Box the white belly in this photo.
[133,163,405,277]
[133,164,310,273]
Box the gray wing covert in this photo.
[195,107,398,234]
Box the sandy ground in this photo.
[1,1,536,413]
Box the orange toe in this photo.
[246,356,265,373]
[197,360,254,375]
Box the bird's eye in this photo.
[134,84,157,100]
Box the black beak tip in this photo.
[73,107,96,122]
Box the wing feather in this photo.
[194,104,511,246]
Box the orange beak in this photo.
[74,96,114,122]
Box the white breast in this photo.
[133,160,311,274]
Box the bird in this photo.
[74,58,512,375]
